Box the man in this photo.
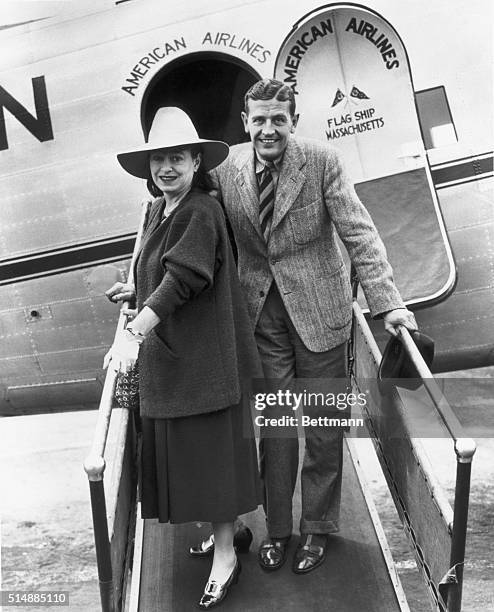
[212,78,416,574]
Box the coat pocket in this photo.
[154,329,179,359]
[288,199,323,244]
[314,266,352,330]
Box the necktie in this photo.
[258,162,275,241]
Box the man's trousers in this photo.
[255,283,347,538]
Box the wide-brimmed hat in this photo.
[117,107,229,178]
[378,329,435,391]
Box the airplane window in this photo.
[415,86,457,149]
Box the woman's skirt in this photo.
[139,399,261,524]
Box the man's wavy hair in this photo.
[243,78,296,118]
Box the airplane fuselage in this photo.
[0,0,492,414]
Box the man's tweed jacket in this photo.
[212,136,405,352]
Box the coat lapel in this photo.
[270,137,306,235]
[232,138,306,241]
[233,146,265,240]
[135,197,164,261]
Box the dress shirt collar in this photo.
[255,152,283,175]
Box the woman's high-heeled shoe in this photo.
[189,526,253,557]
[197,557,241,609]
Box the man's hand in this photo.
[105,282,136,304]
[383,308,417,337]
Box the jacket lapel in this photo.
[233,146,264,240]
[270,137,306,235]
[232,138,307,241]
[135,197,164,261]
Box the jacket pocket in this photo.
[288,199,323,244]
[314,266,352,330]
[154,329,179,359]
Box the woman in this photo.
[105,107,261,609]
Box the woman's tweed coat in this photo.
[135,189,261,419]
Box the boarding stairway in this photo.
[127,435,407,612]
[84,206,476,612]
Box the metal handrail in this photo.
[397,326,476,453]
[84,200,150,612]
[395,325,476,612]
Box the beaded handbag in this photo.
[114,361,140,411]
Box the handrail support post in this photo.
[446,439,476,612]
[84,456,115,612]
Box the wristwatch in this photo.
[125,325,145,344]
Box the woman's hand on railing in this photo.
[105,282,136,304]
[121,307,137,321]
[103,329,140,372]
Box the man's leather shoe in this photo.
[189,526,253,557]
[292,534,328,574]
[258,537,290,571]
[197,557,241,609]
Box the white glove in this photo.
[103,330,140,373]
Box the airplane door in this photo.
[274,5,455,308]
